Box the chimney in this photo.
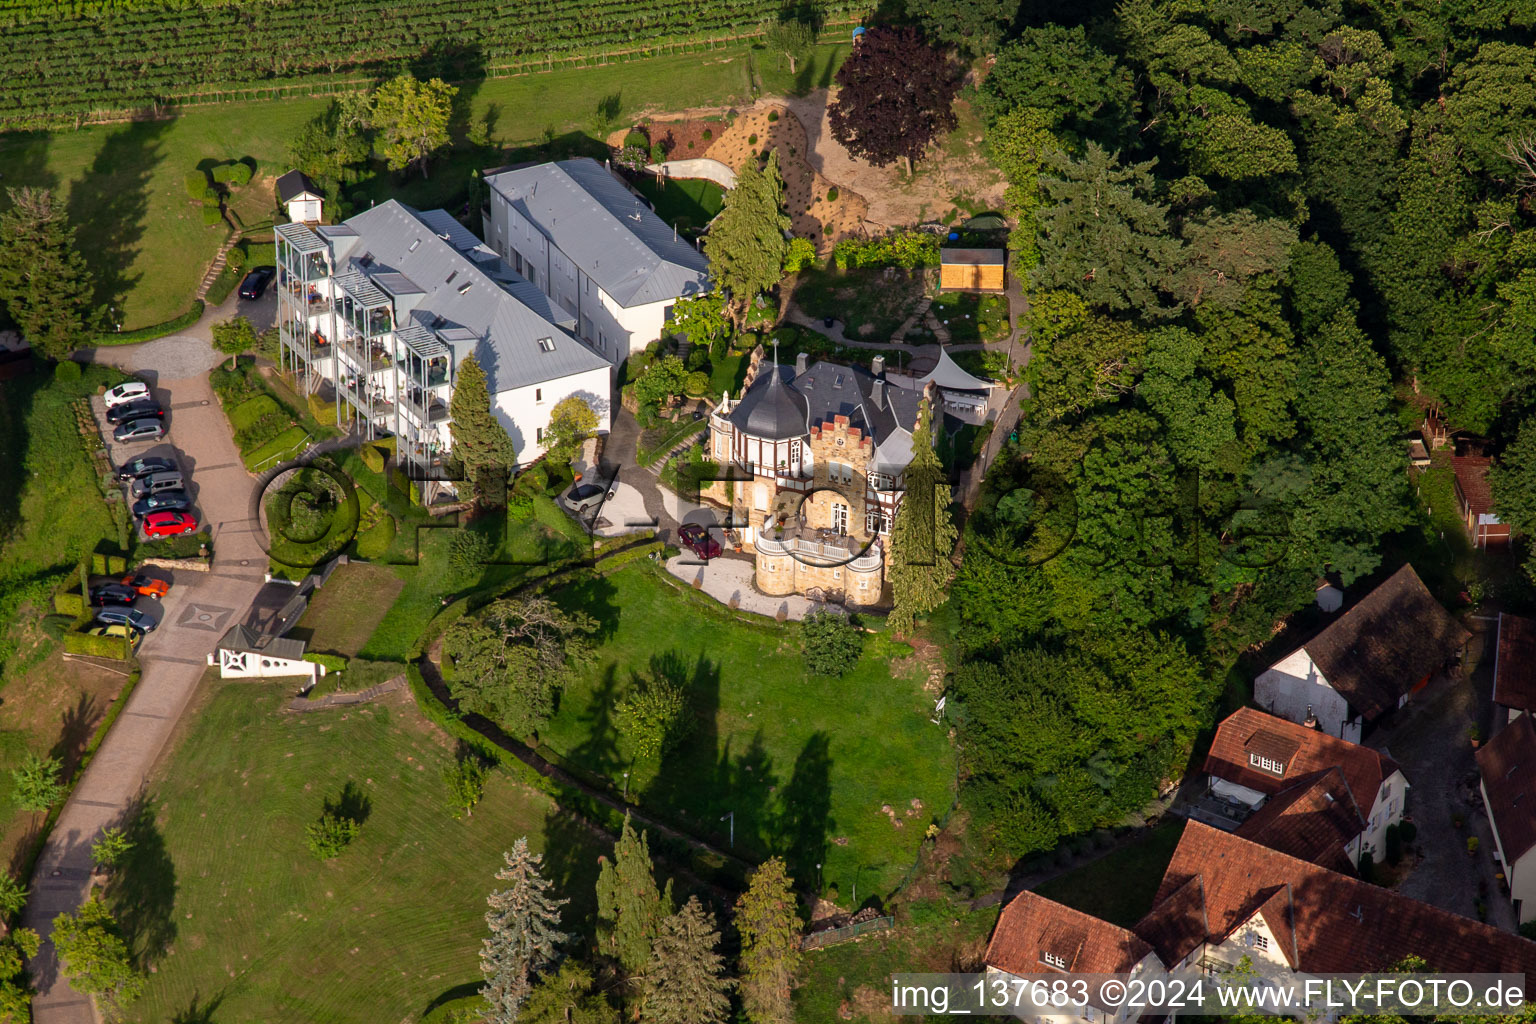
[871,379,885,410]
[1303,704,1318,730]
[872,354,885,377]
[795,352,808,375]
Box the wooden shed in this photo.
[939,248,1005,292]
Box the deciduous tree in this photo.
[482,837,568,1024]
[888,399,956,634]
[370,74,457,178]
[828,27,961,174]
[615,675,691,760]
[639,897,731,1024]
[52,897,142,1020]
[543,395,599,464]
[982,25,1132,135]
[734,857,801,1024]
[11,753,62,813]
[0,187,97,360]
[799,609,863,676]
[449,354,519,507]
[764,18,815,73]
[905,0,1015,55]
[210,315,256,370]
[703,154,789,321]
[596,815,675,976]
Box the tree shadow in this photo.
[64,118,173,322]
[170,991,225,1024]
[48,691,97,774]
[778,731,835,886]
[545,571,621,643]
[538,801,609,938]
[324,780,372,825]
[105,797,178,967]
[565,665,624,782]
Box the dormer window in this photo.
[1249,752,1285,776]
[408,239,421,252]
[445,270,458,285]
[1042,951,1067,970]
[538,337,555,353]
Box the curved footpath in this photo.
[30,326,269,1024]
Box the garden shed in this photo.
[939,248,1005,292]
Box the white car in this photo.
[103,381,151,408]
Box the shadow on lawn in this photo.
[324,780,372,826]
[107,796,177,967]
[170,991,225,1024]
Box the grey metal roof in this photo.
[728,363,808,441]
[339,201,607,392]
[219,624,307,662]
[485,158,710,308]
[276,221,327,253]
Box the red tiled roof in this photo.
[1205,707,1400,816]
[1135,823,1536,974]
[1453,456,1495,515]
[1235,768,1364,873]
[1477,713,1536,864]
[986,891,1153,978]
[1494,613,1536,713]
[1295,564,1469,722]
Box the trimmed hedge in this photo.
[54,592,84,618]
[90,553,128,575]
[62,628,134,659]
[359,443,387,473]
[229,394,280,431]
[266,462,361,570]
[185,170,209,199]
[303,652,348,673]
[54,360,81,382]
[95,301,204,346]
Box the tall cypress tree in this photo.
[0,187,97,360]
[639,897,731,1024]
[734,857,801,1024]
[702,153,788,324]
[449,353,518,506]
[888,398,956,633]
[595,813,674,976]
[481,837,568,1024]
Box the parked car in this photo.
[102,381,150,408]
[115,455,177,482]
[132,490,191,517]
[86,623,138,640]
[88,583,138,607]
[677,523,722,560]
[94,607,156,633]
[120,573,171,599]
[130,470,184,500]
[105,399,164,425]
[238,266,275,300]
[565,482,613,515]
[142,510,199,537]
[114,419,166,444]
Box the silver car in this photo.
[131,470,184,499]
[565,482,614,515]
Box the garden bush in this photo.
[233,411,291,451]
[225,245,247,272]
[229,395,279,432]
[201,206,224,225]
[359,443,388,473]
[305,813,359,860]
[53,360,80,382]
[767,111,780,122]
[827,186,839,201]
[266,464,359,567]
[89,554,127,575]
[227,161,254,186]
[624,130,649,149]
[97,301,203,346]
[303,652,348,673]
[62,628,133,659]
[53,592,83,618]
[831,230,938,270]
[184,170,208,199]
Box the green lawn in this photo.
[289,562,404,657]
[630,173,726,235]
[118,677,608,1024]
[0,44,849,330]
[1033,818,1187,928]
[931,291,1010,343]
[537,566,957,903]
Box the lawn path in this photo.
[23,341,268,1024]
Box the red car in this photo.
[120,572,171,599]
[677,523,722,560]
[142,510,199,537]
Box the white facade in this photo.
[485,198,674,362]
[285,194,323,224]
[211,647,321,682]
[1357,769,1408,859]
[1254,648,1361,743]
[491,364,612,458]
[1482,779,1536,924]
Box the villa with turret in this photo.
[704,346,992,607]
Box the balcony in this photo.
[755,525,882,570]
[337,332,391,373]
[400,390,449,425]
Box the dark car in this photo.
[142,510,199,538]
[105,399,164,425]
[114,418,166,444]
[94,607,156,633]
[677,523,722,560]
[132,489,192,517]
[89,583,138,607]
[238,266,275,300]
[115,455,177,482]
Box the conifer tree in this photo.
[734,857,802,1024]
[0,187,97,360]
[703,153,788,324]
[449,353,518,507]
[888,398,956,633]
[596,814,675,976]
[481,837,569,1024]
[639,897,731,1024]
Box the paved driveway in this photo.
[29,342,269,1024]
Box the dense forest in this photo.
[949,0,1536,856]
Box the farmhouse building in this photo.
[1202,707,1406,870]
[1253,564,1468,743]
[275,169,324,224]
[1479,713,1536,926]
[482,158,710,361]
[1494,612,1536,725]
[705,349,930,607]
[984,823,1536,1024]
[274,201,610,478]
[1452,455,1510,548]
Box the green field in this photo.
[631,173,726,234]
[538,566,957,903]
[118,677,608,1024]
[0,43,847,330]
[289,562,404,657]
